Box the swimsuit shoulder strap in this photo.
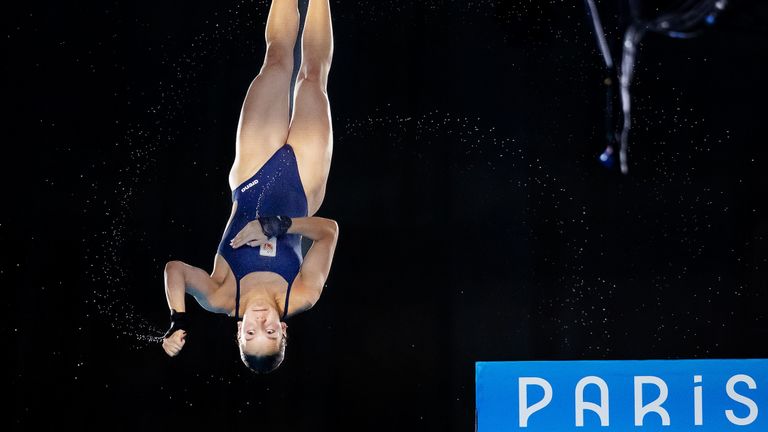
[235,278,242,321]
[281,277,294,320]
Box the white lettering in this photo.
[575,376,610,426]
[694,375,703,425]
[725,374,758,426]
[241,179,259,193]
[519,377,553,428]
[634,376,671,426]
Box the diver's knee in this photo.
[261,46,294,73]
[297,61,331,89]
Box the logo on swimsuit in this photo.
[241,179,259,193]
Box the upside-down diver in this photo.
[161,0,338,374]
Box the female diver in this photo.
[160,0,338,374]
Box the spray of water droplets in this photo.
[340,106,518,169]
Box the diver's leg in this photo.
[286,0,334,216]
[230,0,300,190]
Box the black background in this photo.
[8,0,768,430]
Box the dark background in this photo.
[7,0,768,430]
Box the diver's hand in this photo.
[230,220,268,248]
[162,330,187,357]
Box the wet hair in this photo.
[237,327,288,374]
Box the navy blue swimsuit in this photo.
[217,144,308,321]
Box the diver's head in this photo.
[237,304,288,373]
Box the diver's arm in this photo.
[287,216,337,241]
[164,261,188,313]
[231,215,337,250]
[290,217,339,308]
[161,261,223,357]
[163,260,224,313]
[162,261,189,357]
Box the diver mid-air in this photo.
[161,0,339,374]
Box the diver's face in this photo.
[238,306,287,355]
